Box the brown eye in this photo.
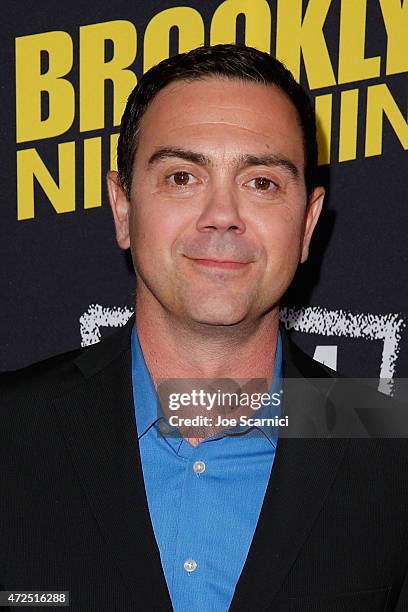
[172,171,191,186]
[254,177,273,190]
[245,177,277,193]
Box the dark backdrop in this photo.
[1,0,407,399]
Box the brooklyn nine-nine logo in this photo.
[14,0,408,220]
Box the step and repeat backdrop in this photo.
[1,0,407,397]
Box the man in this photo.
[1,44,408,611]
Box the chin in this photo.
[192,315,247,327]
[183,301,251,327]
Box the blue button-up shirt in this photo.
[131,323,282,611]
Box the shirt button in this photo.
[193,460,206,474]
[183,558,197,573]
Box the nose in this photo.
[196,182,246,235]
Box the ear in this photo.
[107,170,131,250]
[300,186,325,264]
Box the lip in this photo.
[186,257,251,270]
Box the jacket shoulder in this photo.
[280,326,337,379]
[0,345,90,404]
[0,318,135,405]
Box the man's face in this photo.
[109,77,324,327]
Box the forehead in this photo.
[136,77,304,166]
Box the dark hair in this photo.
[117,43,317,198]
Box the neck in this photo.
[134,292,280,388]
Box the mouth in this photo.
[185,257,251,270]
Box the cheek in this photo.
[257,210,304,272]
[129,200,187,270]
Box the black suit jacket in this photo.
[1,314,408,611]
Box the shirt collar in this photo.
[131,324,161,438]
[131,323,283,444]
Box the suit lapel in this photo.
[56,316,173,609]
[229,327,349,610]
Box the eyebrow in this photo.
[147,147,300,180]
[148,147,210,167]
